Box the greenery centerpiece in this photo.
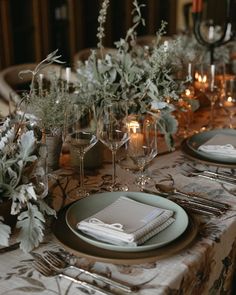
[75,0,188,148]
[0,51,69,252]
[19,51,73,170]
[19,50,68,136]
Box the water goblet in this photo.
[220,78,236,128]
[68,104,98,198]
[126,113,158,191]
[97,101,129,191]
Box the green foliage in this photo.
[0,217,11,246]
[26,78,70,133]
[20,50,68,134]
[0,99,55,252]
[16,204,45,252]
[75,1,185,149]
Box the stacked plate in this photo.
[182,129,236,167]
[52,192,198,264]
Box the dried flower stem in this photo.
[96,0,110,55]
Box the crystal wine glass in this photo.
[195,63,222,130]
[220,78,236,128]
[126,113,158,191]
[97,101,130,191]
[68,104,98,198]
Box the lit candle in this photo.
[210,64,215,91]
[128,121,144,153]
[208,26,214,41]
[225,23,232,41]
[194,73,208,90]
[188,63,192,78]
[224,96,234,107]
[163,40,169,52]
[39,73,43,95]
[65,67,71,84]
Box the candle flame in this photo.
[128,120,139,133]
[185,89,191,96]
[197,74,207,83]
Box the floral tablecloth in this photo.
[1,108,236,295]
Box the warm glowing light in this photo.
[198,74,207,83]
[185,89,191,96]
[128,120,140,133]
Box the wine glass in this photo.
[126,113,158,191]
[220,78,236,128]
[68,104,98,198]
[195,63,222,130]
[97,101,130,191]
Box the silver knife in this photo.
[192,172,236,186]
[143,189,224,216]
[169,197,223,215]
[203,170,236,183]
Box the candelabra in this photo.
[192,0,235,64]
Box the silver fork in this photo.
[32,255,114,295]
[43,250,134,293]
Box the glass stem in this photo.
[210,101,215,128]
[79,155,85,189]
[229,112,233,129]
[111,150,117,186]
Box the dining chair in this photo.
[0,63,77,103]
[73,47,117,68]
[135,34,172,48]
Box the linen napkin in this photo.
[77,196,175,246]
[198,134,236,157]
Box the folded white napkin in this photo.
[198,134,236,157]
[77,196,175,246]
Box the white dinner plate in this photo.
[65,191,189,252]
[186,129,236,164]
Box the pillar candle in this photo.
[66,67,71,84]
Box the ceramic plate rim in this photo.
[186,128,236,164]
[65,191,189,252]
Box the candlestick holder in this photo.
[192,1,235,64]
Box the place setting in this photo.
[181,128,236,168]
[52,189,200,264]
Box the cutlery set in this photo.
[144,175,231,216]
[31,251,134,294]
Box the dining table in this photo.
[1,106,236,295]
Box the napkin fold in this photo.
[77,196,175,246]
[198,134,236,157]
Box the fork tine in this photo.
[32,260,52,277]
[44,251,66,268]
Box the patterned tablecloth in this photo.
[1,108,236,295]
